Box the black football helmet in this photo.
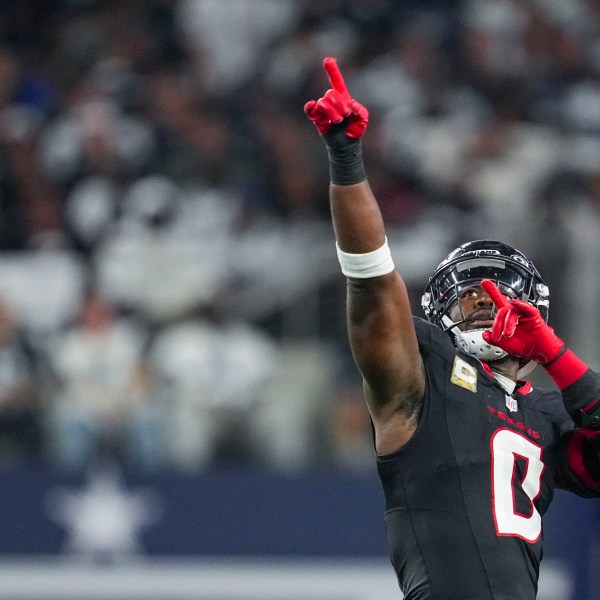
[421,240,549,332]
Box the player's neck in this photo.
[484,356,520,383]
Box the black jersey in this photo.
[377,317,581,600]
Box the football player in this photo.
[305,57,600,600]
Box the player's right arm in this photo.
[305,58,425,454]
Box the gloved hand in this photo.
[304,57,369,185]
[304,57,368,140]
[480,279,564,365]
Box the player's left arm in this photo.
[480,279,600,495]
[480,279,600,427]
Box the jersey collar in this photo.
[480,361,532,395]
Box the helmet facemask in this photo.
[421,241,549,375]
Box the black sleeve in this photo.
[561,369,600,429]
[554,428,600,498]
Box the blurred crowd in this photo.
[0,0,600,474]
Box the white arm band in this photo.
[335,237,395,278]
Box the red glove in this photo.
[480,279,564,365]
[304,57,369,142]
[304,58,369,185]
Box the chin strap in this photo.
[442,315,537,378]
[516,359,537,379]
[442,316,506,361]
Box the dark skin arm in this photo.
[303,59,427,453]
[305,58,426,453]
[330,176,425,454]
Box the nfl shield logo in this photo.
[505,395,518,413]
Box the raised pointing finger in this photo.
[324,57,349,96]
[481,279,510,309]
